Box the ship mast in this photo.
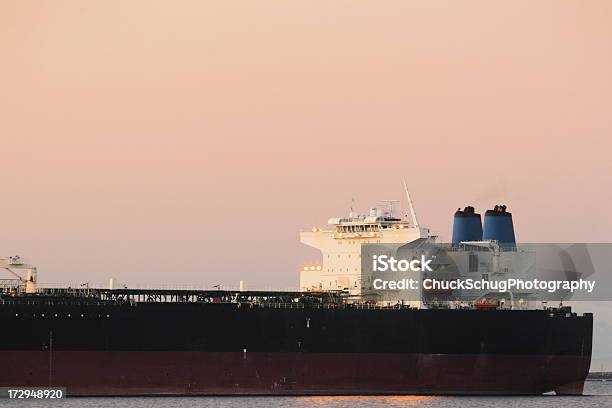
[403,180,420,227]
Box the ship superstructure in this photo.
[300,192,429,296]
[300,186,568,310]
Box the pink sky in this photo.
[1,1,611,290]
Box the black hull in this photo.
[0,299,593,396]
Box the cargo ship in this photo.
[0,189,593,396]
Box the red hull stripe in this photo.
[0,351,589,396]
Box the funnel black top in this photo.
[454,206,478,217]
[485,205,511,216]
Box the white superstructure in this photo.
[298,188,555,310]
[300,186,430,296]
[1,255,37,293]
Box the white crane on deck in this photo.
[1,255,37,293]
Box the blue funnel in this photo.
[483,205,516,245]
[452,206,483,244]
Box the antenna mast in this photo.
[403,180,420,227]
[381,200,400,217]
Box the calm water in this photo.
[2,382,610,408]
